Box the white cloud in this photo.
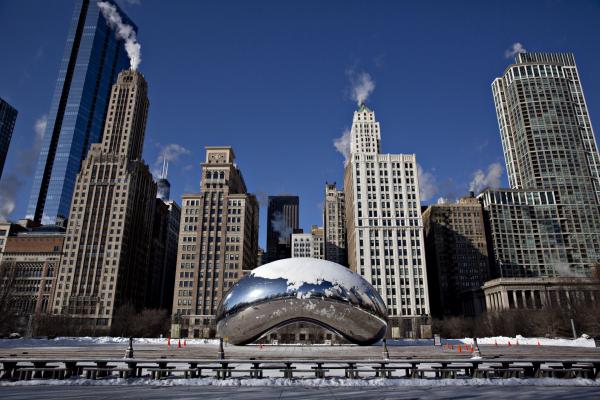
[417,164,437,202]
[333,128,351,164]
[469,163,503,194]
[505,42,527,58]
[34,114,47,141]
[152,143,191,178]
[347,70,375,106]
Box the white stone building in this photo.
[343,104,430,338]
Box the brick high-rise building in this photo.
[266,195,299,262]
[0,97,17,181]
[0,226,65,331]
[52,70,156,329]
[422,194,490,317]
[324,183,347,265]
[344,103,430,338]
[171,147,259,338]
[492,53,600,276]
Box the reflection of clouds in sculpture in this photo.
[216,258,388,345]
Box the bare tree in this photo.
[0,263,17,334]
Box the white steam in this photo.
[34,115,47,141]
[349,71,375,106]
[333,128,351,164]
[505,42,527,59]
[98,1,141,70]
[469,163,503,194]
[553,262,586,278]
[271,211,293,243]
[417,163,437,202]
[0,115,48,221]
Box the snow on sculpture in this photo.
[215,258,388,345]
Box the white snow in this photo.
[251,258,373,292]
[1,377,599,387]
[460,335,596,348]
[0,337,219,348]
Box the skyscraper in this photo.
[171,147,259,338]
[492,53,600,276]
[52,70,156,328]
[266,195,299,262]
[0,98,17,181]
[27,0,135,226]
[156,159,171,202]
[344,104,430,338]
[422,194,490,317]
[479,188,567,277]
[324,182,347,265]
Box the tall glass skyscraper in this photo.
[26,0,136,225]
[0,97,18,181]
[492,53,600,276]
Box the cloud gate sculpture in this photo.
[216,258,388,345]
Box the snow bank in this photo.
[1,377,599,387]
[0,337,219,348]
[460,335,596,348]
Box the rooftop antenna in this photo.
[160,157,169,179]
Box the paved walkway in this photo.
[0,385,599,399]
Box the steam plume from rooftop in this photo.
[98,1,141,70]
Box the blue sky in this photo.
[1,0,600,248]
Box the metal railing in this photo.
[1,357,600,381]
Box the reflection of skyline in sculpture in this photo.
[266,196,299,262]
[216,258,388,345]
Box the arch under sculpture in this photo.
[215,258,388,345]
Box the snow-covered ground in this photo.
[0,337,219,348]
[1,377,599,387]
[0,335,595,348]
[460,335,596,348]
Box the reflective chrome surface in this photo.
[216,258,388,345]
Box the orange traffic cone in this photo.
[508,341,512,347]
[470,346,474,353]
[167,337,171,349]
[494,340,498,347]
[178,339,181,348]
[458,344,462,353]
[184,339,187,348]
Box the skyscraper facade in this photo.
[479,188,568,277]
[52,70,156,329]
[492,53,600,276]
[344,104,430,338]
[171,147,259,338]
[266,195,299,262]
[0,98,17,181]
[324,182,347,265]
[27,0,134,226]
[422,194,490,317]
